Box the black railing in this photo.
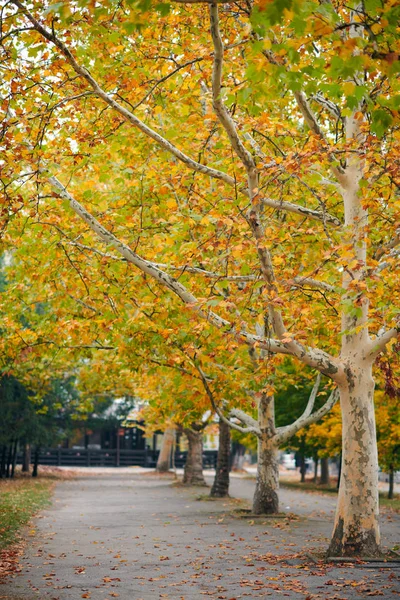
[18,448,218,469]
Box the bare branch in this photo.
[209,4,255,172]
[368,323,400,360]
[376,248,400,273]
[63,241,257,281]
[311,93,342,121]
[277,384,339,444]
[12,0,235,186]
[294,91,328,141]
[229,407,259,430]
[292,277,336,293]
[374,228,400,260]
[132,57,204,111]
[195,362,261,436]
[261,197,342,227]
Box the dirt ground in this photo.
[0,471,399,599]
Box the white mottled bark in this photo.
[329,97,381,555]
[329,366,380,556]
[183,428,207,486]
[253,435,280,514]
[156,428,175,473]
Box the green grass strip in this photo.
[0,479,53,550]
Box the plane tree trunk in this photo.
[156,428,175,473]
[253,433,280,514]
[210,418,230,497]
[183,426,206,486]
[252,394,280,514]
[320,457,329,485]
[328,365,380,557]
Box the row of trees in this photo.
[1,0,399,558]
[0,376,73,478]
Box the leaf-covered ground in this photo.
[0,472,399,599]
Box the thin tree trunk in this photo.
[6,443,13,478]
[313,455,319,483]
[183,427,206,486]
[11,439,18,478]
[32,446,40,478]
[210,418,230,497]
[252,394,279,514]
[0,445,6,478]
[22,443,31,473]
[329,368,380,557]
[320,457,330,485]
[156,428,175,473]
[300,454,306,483]
[388,466,394,500]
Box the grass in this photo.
[0,477,54,550]
[280,478,400,512]
[379,494,400,512]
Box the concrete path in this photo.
[1,472,399,600]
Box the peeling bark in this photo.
[183,427,207,486]
[252,394,279,514]
[210,418,230,497]
[329,366,380,557]
[253,434,279,514]
[156,428,175,473]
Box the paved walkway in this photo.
[1,471,399,599]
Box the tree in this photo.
[0,375,32,478]
[3,0,399,556]
[199,357,337,512]
[156,427,176,473]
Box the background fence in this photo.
[19,448,218,469]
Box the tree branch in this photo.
[277,384,339,444]
[229,407,259,430]
[209,4,255,172]
[63,241,337,292]
[311,93,342,121]
[261,197,342,227]
[195,362,261,436]
[374,228,400,260]
[368,323,400,360]
[208,4,290,340]
[12,0,235,186]
[292,277,336,293]
[44,170,302,356]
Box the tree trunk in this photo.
[22,443,31,473]
[329,367,380,557]
[0,445,6,478]
[32,447,40,478]
[11,439,18,478]
[210,418,230,497]
[183,427,206,486]
[300,454,306,483]
[6,443,13,478]
[156,428,175,473]
[320,457,330,485]
[313,455,319,483]
[388,465,394,500]
[252,433,279,514]
[251,393,279,514]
